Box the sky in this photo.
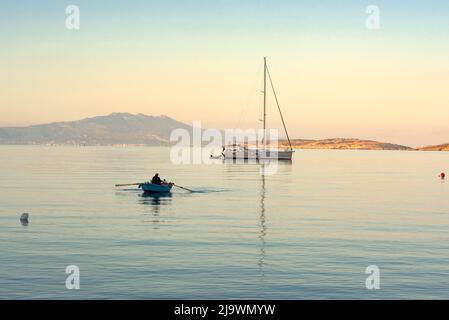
[0,0,448,147]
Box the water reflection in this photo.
[258,164,267,276]
[222,158,292,170]
[139,193,172,228]
[222,159,293,179]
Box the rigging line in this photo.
[266,65,293,151]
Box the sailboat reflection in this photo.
[258,164,267,276]
[139,193,172,227]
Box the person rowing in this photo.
[151,173,162,185]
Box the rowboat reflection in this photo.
[139,192,172,216]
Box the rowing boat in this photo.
[139,182,174,194]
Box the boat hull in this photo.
[139,183,173,194]
[223,148,294,161]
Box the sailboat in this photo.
[221,57,294,161]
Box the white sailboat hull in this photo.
[223,148,294,161]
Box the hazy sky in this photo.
[1,0,448,146]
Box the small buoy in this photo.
[20,213,29,225]
[439,172,446,180]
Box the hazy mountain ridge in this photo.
[0,113,192,146]
[0,113,447,150]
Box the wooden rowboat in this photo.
[115,181,194,193]
[139,182,174,194]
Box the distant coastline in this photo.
[277,138,414,151]
[1,139,449,152]
[0,113,448,151]
[2,139,448,152]
[417,143,449,152]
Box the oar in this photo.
[115,183,141,187]
[174,184,195,192]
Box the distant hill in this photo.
[278,138,414,151]
[0,113,192,146]
[0,114,444,151]
[418,143,449,151]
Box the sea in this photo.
[0,145,448,299]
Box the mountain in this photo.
[418,143,449,151]
[0,113,192,146]
[277,138,414,151]
[0,114,441,150]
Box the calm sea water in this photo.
[0,146,448,299]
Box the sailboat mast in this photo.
[263,57,267,147]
